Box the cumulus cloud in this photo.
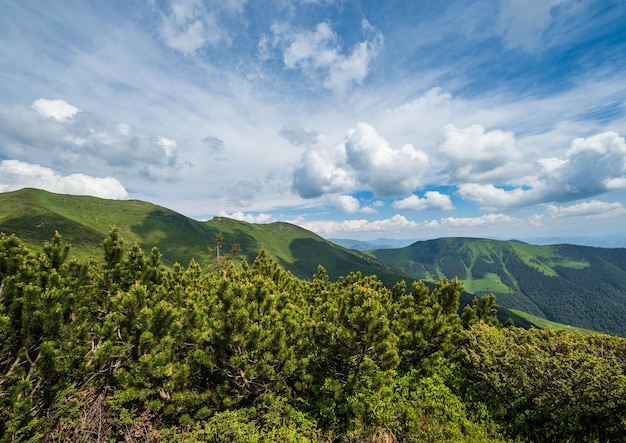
[393,191,454,211]
[563,132,626,193]
[329,194,361,213]
[0,160,128,199]
[457,183,535,209]
[217,210,272,223]
[292,142,354,198]
[298,214,419,236]
[32,98,79,121]
[456,131,626,210]
[292,122,429,199]
[438,123,531,184]
[345,123,429,196]
[270,19,383,94]
[0,100,185,182]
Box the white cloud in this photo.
[457,183,535,209]
[359,206,378,214]
[0,102,185,183]
[156,0,244,55]
[0,160,128,199]
[293,122,430,199]
[393,191,454,211]
[604,177,626,190]
[298,214,419,236]
[32,98,80,121]
[279,120,323,146]
[118,123,132,135]
[456,131,626,209]
[160,0,211,54]
[546,200,626,219]
[438,123,531,184]
[217,210,273,223]
[440,213,518,227]
[157,136,178,161]
[292,142,355,198]
[271,19,383,94]
[330,194,361,213]
[345,123,429,196]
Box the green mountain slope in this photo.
[206,217,404,284]
[0,187,217,265]
[0,188,404,286]
[370,237,626,336]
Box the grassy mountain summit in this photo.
[0,187,216,265]
[369,237,626,336]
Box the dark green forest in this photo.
[1,230,625,442]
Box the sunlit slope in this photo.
[0,188,216,265]
[370,237,626,335]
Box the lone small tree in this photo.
[215,232,224,260]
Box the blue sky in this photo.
[1,0,626,241]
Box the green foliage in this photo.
[462,293,499,329]
[1,229,625,442]
[462,323,626,442]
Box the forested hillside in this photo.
[370,238,626,336]
[1,231,625,442]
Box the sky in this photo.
[1,0,626,242]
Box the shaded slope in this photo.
[204,217,407,287]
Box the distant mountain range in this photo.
[2,188,626,335]
[332,236,626,250]
[329,238,416,251]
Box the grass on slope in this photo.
[204,217,407,285]
[462,272,513,295]
[508,309,598,335]
[0,188,216,265]
[509,242,590,276]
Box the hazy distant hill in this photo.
[329,238,416,251]
[518,236,626,248]
[370,238,626,336]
